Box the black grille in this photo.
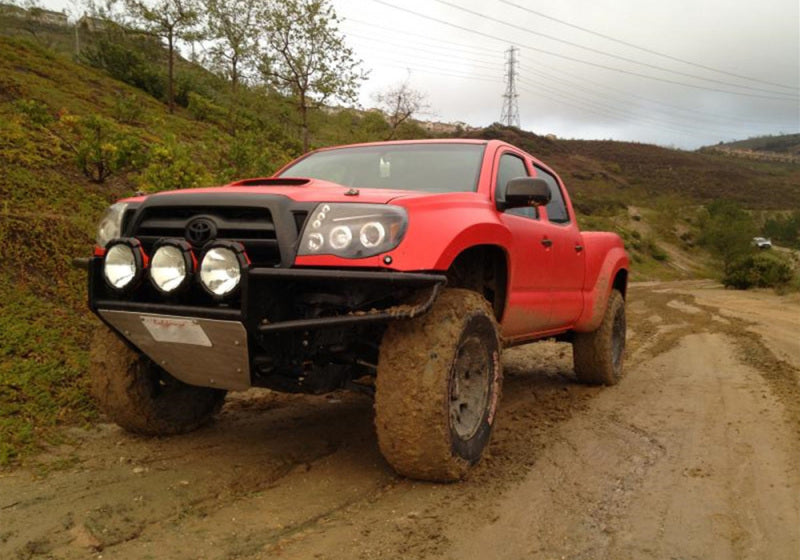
[132,206,281,266]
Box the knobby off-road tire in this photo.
[375,289,503,482]
[573,289,626,385]
[89,325,227,435]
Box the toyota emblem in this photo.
[185,217,217,246]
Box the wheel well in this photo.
[445,245,508,320]
[613,269,628,299]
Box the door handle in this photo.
[541,238,553,248]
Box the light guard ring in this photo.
[199,241,249,298]
[102,238,146,292]
[149,239,196,295]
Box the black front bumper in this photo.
[88,258,446,330]
[87,257,446,391]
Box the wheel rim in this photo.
[449,334,491,440]
[611,306,626,373]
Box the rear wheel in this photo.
[573,289,626,385]
[375,289,502,482]
[89,325,227,435]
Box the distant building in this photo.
[36,8,67,26]
[78,14,109,32]
[421,120,477,135]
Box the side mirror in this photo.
[497,177,551,211]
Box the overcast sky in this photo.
[40,0,800,149]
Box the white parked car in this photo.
[752,237,773,249]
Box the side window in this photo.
[497,153,537,220]
[535,165,570,224]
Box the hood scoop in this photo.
[229,177,310,187]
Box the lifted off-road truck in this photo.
[86,139,629,481]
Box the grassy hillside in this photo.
[711,133,800,155]
[473,125,800,210]
[0,31,427,465]
[0,31,798,466]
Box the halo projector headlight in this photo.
[199,243,247,297]
[359,222,386,248]
[329,225,353,250]
[297,204,407,259]
[150,241,194,294]
[103,239,143,291]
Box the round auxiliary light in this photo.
[150,240,194,294]
[199,242,248,297]
[103,239,144,291]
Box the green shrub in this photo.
[81,30,165,101]
[112,92,144,124]
[54,113,145,183]
[138,136,209,192]
[187,91,225,123]
[697,200,757,273]
[723,251,794,289]
[649,239,669,261]
[763,210,800,248]
[13,98,53,127]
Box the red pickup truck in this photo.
[87,139,629,481]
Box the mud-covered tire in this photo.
[89,324,227,435]
[375,289,502,482]
[573,289,626,385]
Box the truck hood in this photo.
[133,177,432,205]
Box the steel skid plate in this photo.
[98,310,251,391]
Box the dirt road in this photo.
[2,282,798,559]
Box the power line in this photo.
[517,77,746,137]
[498,0,799,92]
[370,0,796,101]
[518,69,752,131]
[345,31,500,70]
[343,17,494,57]
[373,55,501,83]
[347,14,779,128]
[430,0,797,98]
[528,60,774,127]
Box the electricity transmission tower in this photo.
[500,46,520,128]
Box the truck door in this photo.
[494,151,556,338]
[533,164,585,327]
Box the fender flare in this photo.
[432,223,512,271]
[573,247,628,333]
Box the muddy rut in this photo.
[1,282,798,559]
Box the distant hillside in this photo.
[472,125,800,211]
[713,134,800,154]
[699,134,800,164]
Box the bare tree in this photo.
[374,79,429,140]
[124,0,200,113]
[202,0,261,96]
[259,0,366,151]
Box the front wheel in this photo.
[89,325,227,435]
[375,289,503,482]
[573,289,626,385]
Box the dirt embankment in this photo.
[1,281,798,559]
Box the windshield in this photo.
[277,143,486,193]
